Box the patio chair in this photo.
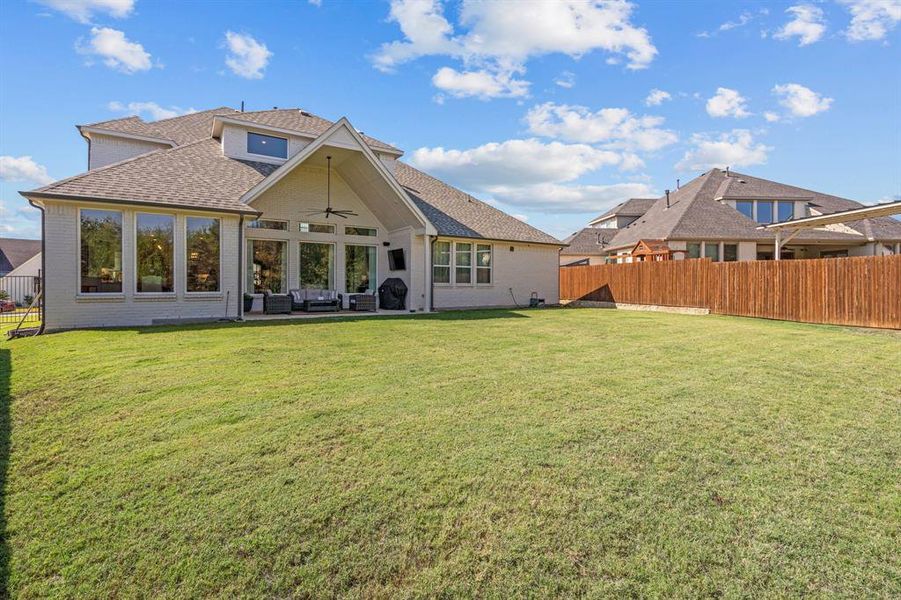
[262,290,292,314]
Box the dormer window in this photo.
[247,132,287,159]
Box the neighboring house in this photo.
[559,228,618,266]
[0,238,42,305]
[578,169,901,264]
[0,238,41,276]
[21,107,562,331]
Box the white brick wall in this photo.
[42,199,241,330]
[89,134,170,170]
[433,239,560,309]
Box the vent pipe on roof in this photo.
[725,166,730,177]
[676,178,680,190]
[240,101,244,112]
[665,189,671,209]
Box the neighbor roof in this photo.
[25,126,561,245]
[560,228,618,255]
[0,238,42,273]
[588,198,656,224]
[606,169,901,250]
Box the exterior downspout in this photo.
[428,235,435,312]
[28,198,46,335]
[238,215,245,320]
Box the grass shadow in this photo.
[0,349,9,597]
[119,308,536,334]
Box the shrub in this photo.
[0,290,9,301]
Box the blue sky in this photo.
[1,0,899,240]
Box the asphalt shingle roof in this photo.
[607,169,901,249]
[27,131,561,245]
[0,238,42,273]
[560,228,618,255]
[82,107,238,146]
[590,197,656,223]
[395,162,561,245]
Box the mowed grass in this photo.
[1,309,899,597]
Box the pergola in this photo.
[758,200,901,260]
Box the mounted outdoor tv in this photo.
[388,248,406,271]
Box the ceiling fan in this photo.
[303,155,358,219]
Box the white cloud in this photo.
[772,83,833,117]
[676,129,772,171]
[107,101,196,121]
[0,200,41,239]
[78,27,152,74]
[372,0,657,97]
[525,102,678,152]
[512,213,529,222]
[410,139,622,188]
[645,88,671,106]
[431,66,529,99]
[763,111,781,122]
[554,70,576,89]
[839,0,901,41]
[484,182,655,213]
[697,8,769,37]
[774,5,827,46]
[36,0,134,23]
[224,31,272,79]
[308,0,322,5]
[706,87,751,118]
[408,138,652,212]
[0,156,54,186]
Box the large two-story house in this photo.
[22,107,563,331]
[561,168,901,265]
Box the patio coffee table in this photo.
[303,299,340,312]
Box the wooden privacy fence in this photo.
[560,255,901,329]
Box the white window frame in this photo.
[475,243,492,286]
[77,207,125,297]
[344,226,379,237]
[247,219,289,231]
[454,241,474,286]
[184,215,223,295]
[134,211,177,296]
[246,131,288,160]
[246,237,289,295]
[344,243,378,295]
[433,240,451,286]
[299,240,336,291]
[298,222,336,234]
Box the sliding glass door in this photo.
[345,245,376,294]
[299,242,335,290]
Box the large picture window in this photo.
[704,242,720,262]
[136,213,175,293]
[433,241,450,284]
[736,200,754,219]
[686,242,701,259]
[80,209,123,293]
[247,132,287,159]
[248,239,286,293]
[186,217,220,292]
[345,244,376,293]
[299,242,334,290]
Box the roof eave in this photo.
[19,190,260,216]
[76,125,177,147]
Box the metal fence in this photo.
[0,275,42,324]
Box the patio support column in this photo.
[775,230,781,260]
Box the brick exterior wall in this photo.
[89,134,170,170]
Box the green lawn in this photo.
[2,309,899,597]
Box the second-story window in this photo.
[247,132,288,159]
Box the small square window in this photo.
[723,244,738,262]
[686,242,701,259]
